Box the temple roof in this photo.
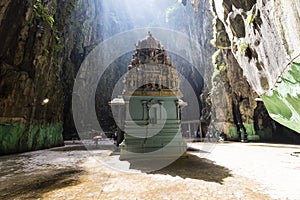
[136,32,162,49]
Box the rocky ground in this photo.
[0,141,300,200]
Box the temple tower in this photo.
[118,32,187,160]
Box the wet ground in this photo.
[0,141,300,200]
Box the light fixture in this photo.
[41,98,49,105]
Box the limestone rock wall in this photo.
[0,0,119,153]
[0,0,125,155]
[0,0,77,154]
[211,0,300,133]
[209,47,261,139]
[60,0,103,138]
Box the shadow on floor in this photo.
[0,168,85,199]
[149,153,232,184]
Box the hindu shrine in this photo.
[116,32,187,160]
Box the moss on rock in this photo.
[0,122,63,155]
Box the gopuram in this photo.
[113,32,187,161]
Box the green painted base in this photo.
[0,122,64,155]
[119,146,187,161]
[120,121,187,160]
[120,95,187,160]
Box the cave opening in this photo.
[2,0,300,157]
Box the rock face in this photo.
[209,48,259,140]
[0,0,77,154]
[0,0,129,155]
[211,0,300,134]
[60,0,104,137]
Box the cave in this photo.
[1,1,300,199]
[0,0,299,155]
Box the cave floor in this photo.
[0,141,300,200]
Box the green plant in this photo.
[239,41,248,52]
[55,35,60,43]
[33,0,55,28]
[218,64,226,71]
[43,49,49,56]
[246,13,256,25]
[55,44,64,52]
[33,1,65,54]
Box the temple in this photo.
[124,32,182,97]
[113,32,187,160]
